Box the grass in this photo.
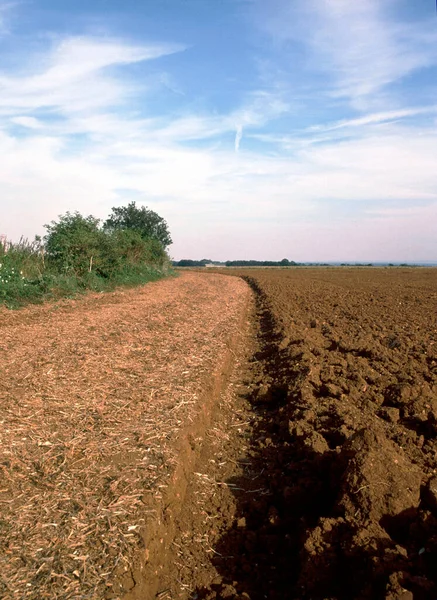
[0,238,172,309]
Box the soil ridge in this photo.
[195,270,437,600]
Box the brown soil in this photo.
[2,267,437,600]
[190,267,437,600]
[0,272,250,599]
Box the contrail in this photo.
[235,124,243,152]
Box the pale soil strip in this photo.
[0,273,250,600]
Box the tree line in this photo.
[225,259,297,267]
[173,258,298,267]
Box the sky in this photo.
[0,0,436,262]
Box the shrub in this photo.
[1,205,173,308]
[104,202,172,249]
[108,229,167,268]
[44,212,117,277]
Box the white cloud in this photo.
[11,116,44,129]
[0,36,183,115]
[310,106,437,132]
[254,0,437,108]
[2,116,437,253]
[234,124,243,151]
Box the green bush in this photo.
[108,229,162,266]
[104,201,172,249]
[1,205,173,308]
[44,212,115,277]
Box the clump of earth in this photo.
[197,268,437,600]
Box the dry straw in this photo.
[0,273,249,599]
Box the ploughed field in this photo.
[1,267,436,600]
[201,267,437,600]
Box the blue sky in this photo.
[1,0,436,261]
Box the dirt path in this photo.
[0,273,250,600]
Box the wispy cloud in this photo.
[0,2,436,262]
[0,36,184,115]
[234,124,243,152]
[10,116,44,129]
[310,106,437,132]
[0,2,16,35]
[312,0,437,103]
[254,0,437,109]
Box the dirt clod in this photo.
[192,267,437,600]
[339,427,422,521]
[379,407,401,423]
[423,476,437,511]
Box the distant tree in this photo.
[176,259,206,267]
[225,259,298,267]
[104,202,172,249]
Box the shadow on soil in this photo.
[193,277,342,599]
[193,277,437,600]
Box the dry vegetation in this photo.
[0,273,249,599]
[3,266,437,600]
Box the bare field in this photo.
[196,267,437,600]
[1,268,437,600]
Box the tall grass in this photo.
[0,238,44,306]
[0,237,171,308]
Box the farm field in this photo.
[193,267,437,600]
[0,272,250,599]
[1,267,437,600]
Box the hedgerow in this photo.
[0,204,172,308]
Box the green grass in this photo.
[0,239,173,309]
